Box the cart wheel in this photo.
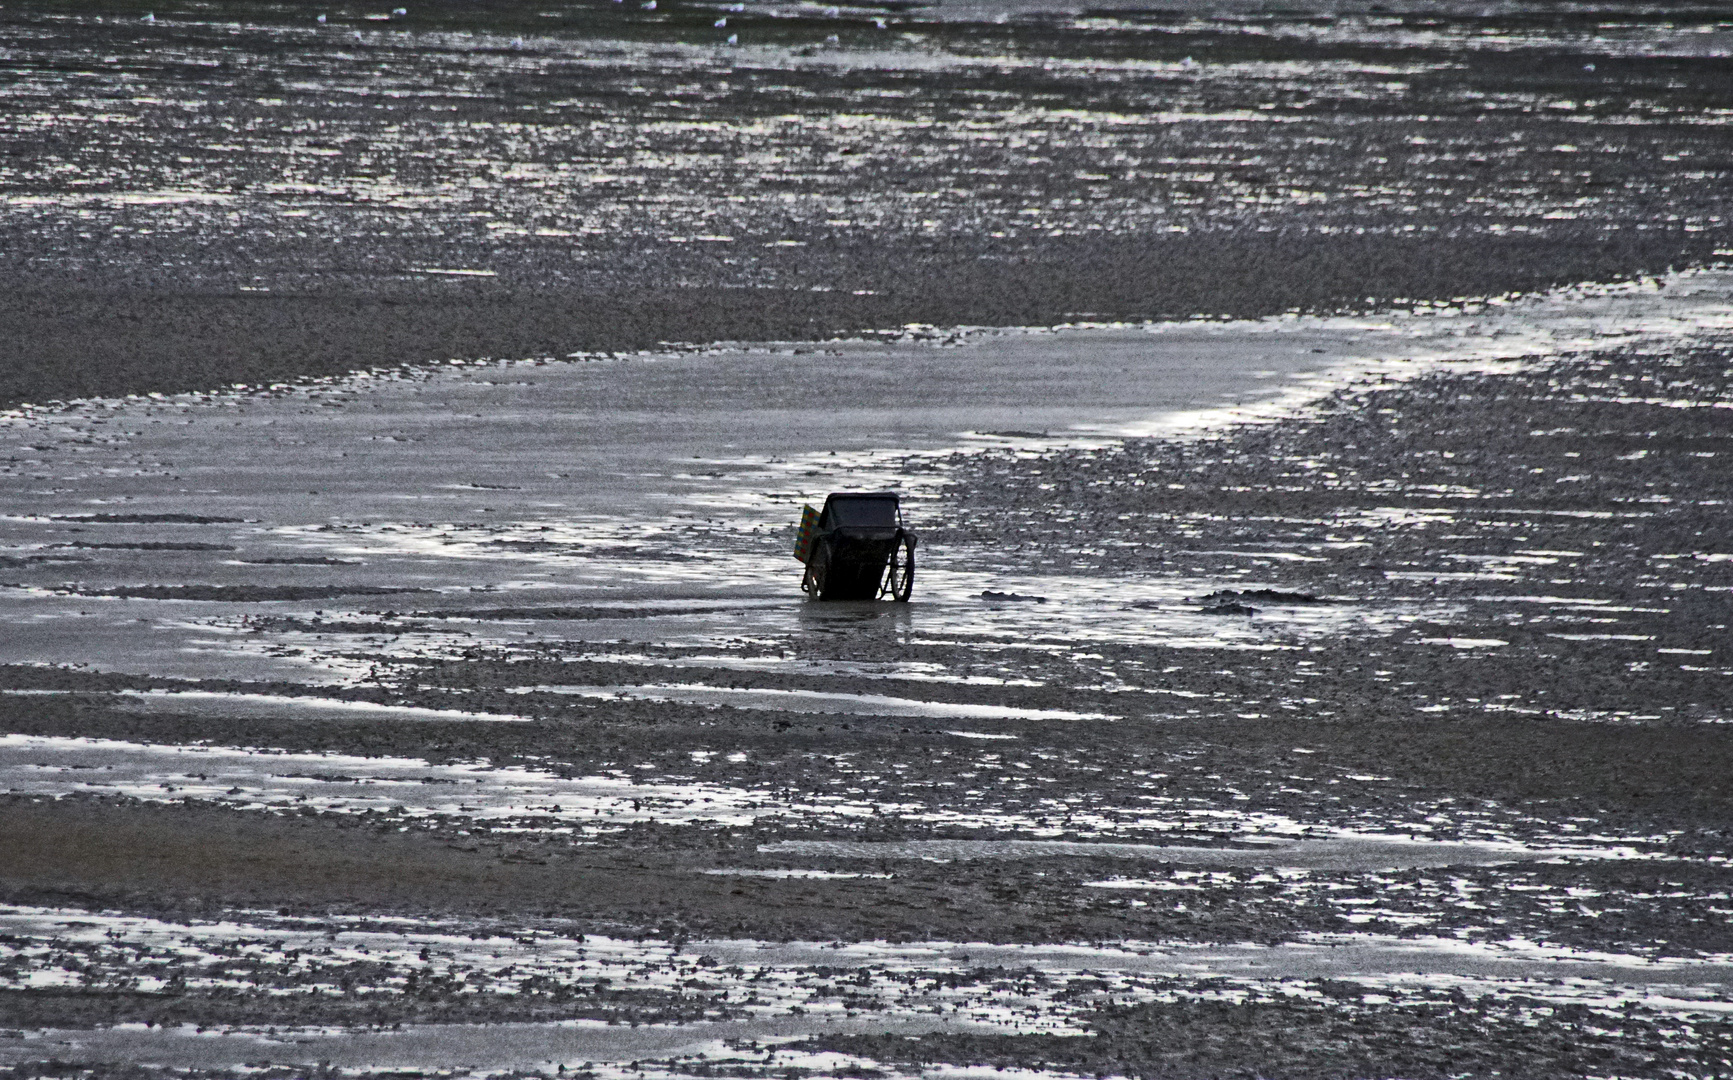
[802,538,831,598]
[884,533,915,602]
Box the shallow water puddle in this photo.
[692,935,1733,990]
[556,652,1048,687]
[0,904,1726,1072]
[5,271,1731,685]
[0,734,1320,839]
[0,1022,977,1074]
[516,683,1114,721]
[0,560,1426,689]
[0,733,1690,848]
[758,835,1651,870]
[85,689,529,723]
[0,734,865,827]
[700,868,894,879]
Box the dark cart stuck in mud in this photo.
[794,492,917,601]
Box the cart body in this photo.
[794,492,917,601]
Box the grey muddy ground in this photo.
[2,0,1732,1077]
[1,322,1730,1077]
[4,0,1733,404]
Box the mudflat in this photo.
[1,1,1731,1077]
[3,298,1730,1074]
[4,1,1731,405]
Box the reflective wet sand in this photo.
[1,272,1730,1074]
[2,1,1731,1075]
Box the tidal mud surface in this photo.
[3,0,1733,404]
[4,0,1733,1076]
[1,299,1730,1075]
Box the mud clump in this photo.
[1196,601,1258,615]
[1202,588,1331,605]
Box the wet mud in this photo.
[4,1,1733,405]
[802,1001,1729,1080]
[1,318,1731,1074]
[3,0,1733,1076]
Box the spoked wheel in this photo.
[881,533,915,602]
[801,538,831,598]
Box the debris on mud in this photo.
[1200,589,1331,605]
[1195,602,1258,616]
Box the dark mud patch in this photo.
[802,993,1732,1080]
[6,686,1733,956]
[7,673,1733,847]
[0,555,85,568]
[56,542,237,552]
[0,666,191,694]
[478,539,687,560]
[0,987,734,1032]
[46,514,246,525]
[941,341,1733,735]
[393,605,753,622]
[52,585,427,602]
[482,539,577,552]
[0,797,1192,944]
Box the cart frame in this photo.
[796,492,916,602]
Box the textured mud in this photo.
[1,329,1730,1075]
[4,0,1733,405]
[4,0,1733,1077]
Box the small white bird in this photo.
[873,17,886,28]
[642,1,656,9]
[727,32,738,43]
[141,11,155,21]
[1180,55,1197,69]
[511,35,525,47]
[825,32,839,43]
[1584,62,1596,72]
[316,12,327,23]
[714,17,727,26]
[393,6,407,13]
